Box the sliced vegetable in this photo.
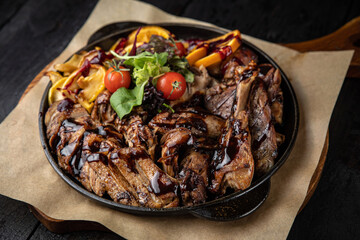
[194,36,241,68]
[104,65,131,93]
[185,30,242,68]
[156,72,186,100]
[110,37,127,53]
[186,46,207,66]
[46,71,63,84]
[127,26,170,45]
[54,52,86,76]
[77,64,106,112]
[48,77,68,105]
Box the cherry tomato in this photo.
[156,72,186,100]
[104,66,131,93]
[174,42,186,57]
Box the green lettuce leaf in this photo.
[109,81,147,119]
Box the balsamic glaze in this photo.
[110,148,149,173]
[87,153,108,165]
[150,171,177,196]
[60,141,76,157]
[56,98,74,112]
[62,119,82,133]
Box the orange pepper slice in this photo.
[185,30,241,68]
[205,30,241,44]
[194,36,241,68]
[186,45,208,66]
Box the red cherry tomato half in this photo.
[104,66,131,93]
[174,42,186,57]
[156,72,186,100]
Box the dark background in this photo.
[0,0,360,239]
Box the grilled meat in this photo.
[209,65,257,194]
[205,61,258,119]
[259,64,283,124]
[80,133,138,205]
[205,84,236,119]
[121,114,157,160]
[179,150,209,206]
[110,147,179,208]
[158,128,193,177]
[149,109,225,138]
[249,78,278,175]
[207,46,258,79]
[91,90,117,125]
[222,46,258,83]
[46,98,179,208]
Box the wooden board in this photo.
[24,16,360,233]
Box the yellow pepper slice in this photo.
[77,64,106,112]
[46,71,63,84]
[48,77,68,105]
[54,53,85,76]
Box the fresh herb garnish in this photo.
[110,51,170,85]
[162,103,175,113]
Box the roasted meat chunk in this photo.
[222,46,258,83]
[158,128,193,177]
[46,98,178,208]
[149,110,225,138]
[121,114,157,160]
[91,90,116,125]
[209,65,257,195]
[249,78,278,175]
[110,147,179,208]
[259,64,283,124]
[205,61,258,119]
[179,150,210,206]
[205,84,236,119]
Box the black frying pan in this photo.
[39,22,299,221]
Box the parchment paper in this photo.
[0,0,354,239]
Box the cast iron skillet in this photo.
[39,22,299,221]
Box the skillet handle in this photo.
[190,179,270,221]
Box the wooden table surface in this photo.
[1,0,360,239]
